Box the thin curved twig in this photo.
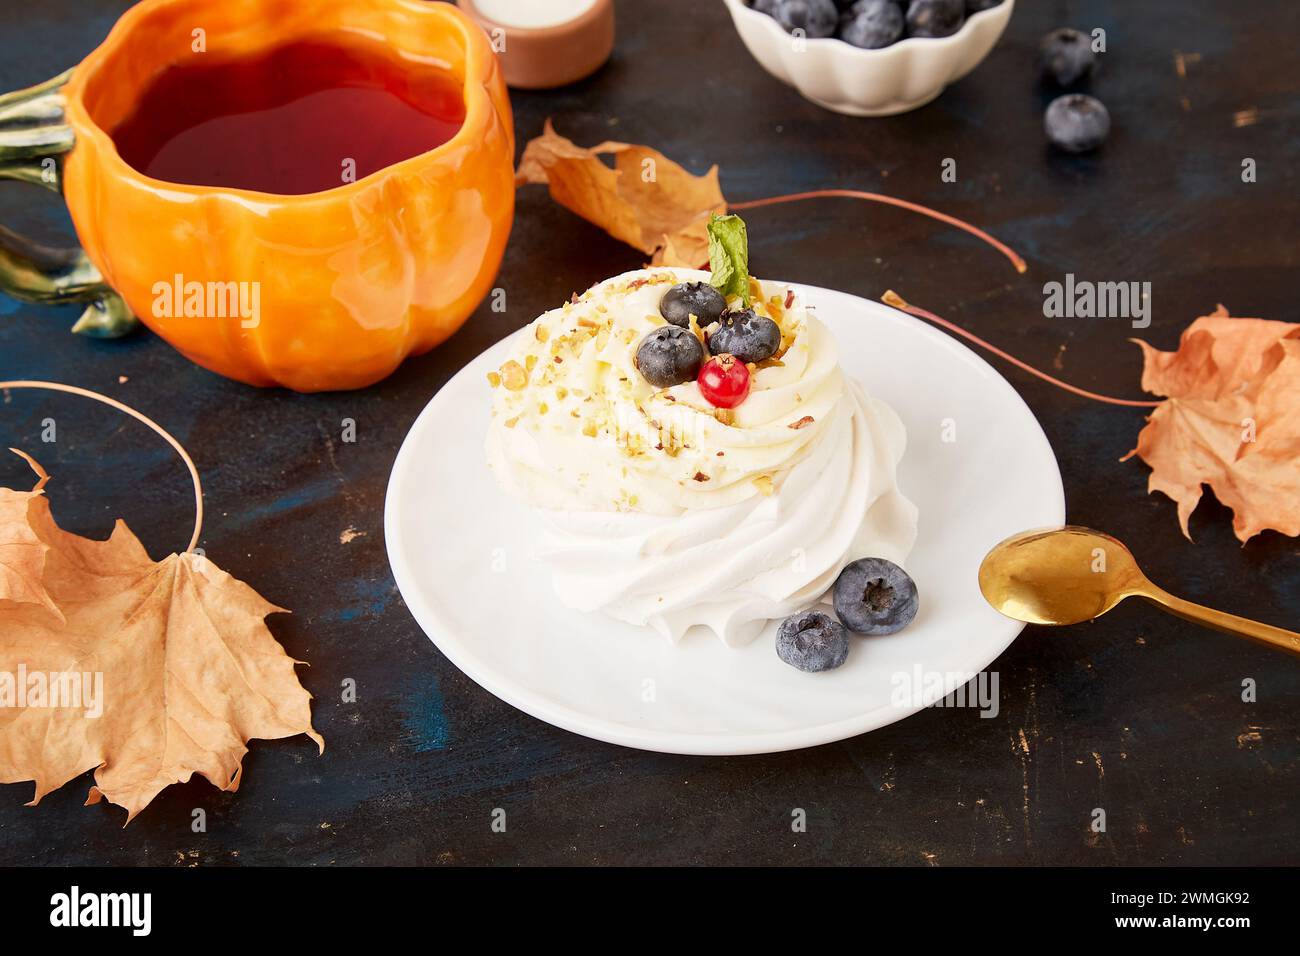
[731,189,1027,274]
[0,380,204,551]
[882,292,1160,408]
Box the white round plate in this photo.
[385,283,1064,755]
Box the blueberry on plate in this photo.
[904,0,964,39]
[635,325,704,388]
[838,0,904,49]
[776,611,850,672]
[707,309,781,364]
[1044,94,1110,153]
[763,0,839,38]
[1039,28,1096,86]
[659,282,728,329]
[965,0,1003,12]
[833,558,919,635]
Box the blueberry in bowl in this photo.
[726,0,1016,116]
[904,0,965,39]
[838,0,905,50]
[758,0,839,38]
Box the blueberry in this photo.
[762,0,839,38]
[1039,28,1096,86]
[1044,94,1110,153]
[904,0,964,38]
[659,282,728,329]
[837,0,904,49]
[635,325,704,388]
[776,611,850,672]
[965,0,1002,12]
[833,558,918,635]
[707,309,781,364]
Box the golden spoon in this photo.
[979,526,1300,656]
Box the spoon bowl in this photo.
[979,526,1146,625]
[979,526,1300,656]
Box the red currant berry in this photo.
[697,353,750,408]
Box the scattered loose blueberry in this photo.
[659,282,728,329]
[838,0,904,49]
[965,0,1003,12]
[833,558,919,635]
[635,325,704,389]
[707,309,782,364]
[904,0,964,39]
[1044,94,1110,153]
[761,0,839,38]
[1039,28,1096,87]
[776,610,850,672]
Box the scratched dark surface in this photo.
[0,0,1297,866]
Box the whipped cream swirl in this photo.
[485,268,917,646]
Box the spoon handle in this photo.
[1141,587,1300,656]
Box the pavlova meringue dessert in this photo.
[485,216,917,648]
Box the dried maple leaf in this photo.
[517,119,725,267]
[1123,306,1300,543]
[0,456,321,823]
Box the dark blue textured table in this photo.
[0,0,1296,865]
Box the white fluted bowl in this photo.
[722,0,1015,116]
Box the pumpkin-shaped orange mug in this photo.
[0,0,514,391]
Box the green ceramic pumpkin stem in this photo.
[0,70,137,338]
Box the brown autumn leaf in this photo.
[517,119,726,267]
[1122,306,1300,543]
[0,456,322,823]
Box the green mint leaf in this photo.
[707,213,751,306]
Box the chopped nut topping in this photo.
[753,475,774,496]
[525,354,538,373]
[693,471,710,482]
[789,415,815,429]
[503,416,520,429]
[535,325,549,343]
[688,314,706,347]
[486,371,501,388]
[713,408,736,426]
[499,360,527,390]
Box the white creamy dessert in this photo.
[485,267,917,646]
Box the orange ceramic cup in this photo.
[0,0,514,391]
